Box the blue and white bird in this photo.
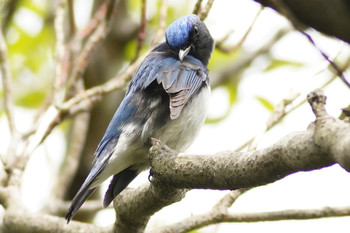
[66,14,214,223]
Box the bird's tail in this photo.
[103,168,138,207]
[65,187,96,223]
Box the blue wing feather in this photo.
[129,43,209,119]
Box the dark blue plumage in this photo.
[65,14,214,223]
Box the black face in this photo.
[165,14,214,66]
[188,20,214,66]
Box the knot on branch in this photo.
[307,88,327,117]
[307,89,350,171]
[149,138,177,159]
[149,138,178,183]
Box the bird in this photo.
[65,14,214,223]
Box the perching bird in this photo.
[65,14,214,223]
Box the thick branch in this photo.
[113,182,186,233]
[149,89,349,190]
[1,210,112,233]
[307,89,350,171]
[150,131,333,190]
[253,0,350,43]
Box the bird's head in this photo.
[165,14,214,66]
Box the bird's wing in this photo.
[158,56,209,119]
[130,50,209,119]
[72,52,169,193]
[92,93,139,168]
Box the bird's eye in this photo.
[193,26,199,35]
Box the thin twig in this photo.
[151,0,168,46]
[150,201,350,232]
[212,189,248,213]
[68,0,118,89]
[18,0,134,158]
[53,0,67,105]
[131,0,147,63]
[1,0,19,31]
[68,0,76,36]
[248,90,300,151]
[216,6,264,53]
[197,0,215,21]
[53,104,90,201]
[269,0,307,31]
[149,189,248,233]
[223,205,350,222]
[269,0,349,88]
[301,31,350,88]
[0,24,15,133]
[211,27,290,88]
[80,1,108,38]
[234,52,350,152]
[60,49,148,114]
[192,0,204,15]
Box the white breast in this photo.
[155,85,210,151]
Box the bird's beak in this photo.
[178,46,191,61]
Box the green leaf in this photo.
[226,82,238,106]
[264,58,304,72]
[8,24,54,74]
[208,46,240,70]
[256,96,274,111]
[205,83,238,124]
[15,89,47,108]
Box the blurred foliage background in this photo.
[1,0,350,230]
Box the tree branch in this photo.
[151,0,168,46]
[140,89,350,232]
[253,0,350,43]
[211,27,290,88]
[1,210,112,233]
[59,51,147,114]
[150,131,330,189]
[300,31,350,88]
[68,0,119,88]
[130,0,147,63]
[53,111,91,201]
[113,182,186,233]
[147,189,247,233]
[307,89,350,170]
[154,205,350,233]
[196,0,215,21]
[53,0,68,105]
[192,0,204,15]
[215,6,264,53]
[149,89,349,190]
[224,205,350,222]
[0,24,15,134]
